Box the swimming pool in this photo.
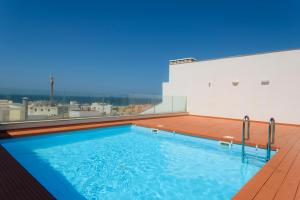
[1,125,273,199]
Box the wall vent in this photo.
[261,80,270,85]
[232,81,239,86]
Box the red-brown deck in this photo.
[1,115,300,199]
[0,146,54,200]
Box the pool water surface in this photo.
[1,125,273,200]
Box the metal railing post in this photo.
[271,118,275,144]
[242,115,250,160]
[242,119,246,159]
[245,116,250,140]
[266,118,275,161]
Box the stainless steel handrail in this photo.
[271,118,275,144]
[242,115,250,159]
[266,118,275,161]
[243,115,250,140]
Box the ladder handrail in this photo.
[242,116,275,162]
[266,118,275,161]
[243,115,250,140]
[271,118,275,144]
[242,115,250,159]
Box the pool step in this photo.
[151,129,158,133]
[219,140,233,147]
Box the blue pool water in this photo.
[1,125,273,200]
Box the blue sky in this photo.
[0,0,299,95]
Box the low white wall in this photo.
[163,49,300,124]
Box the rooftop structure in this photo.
[27,101,59,120]
[0,100,24,122]
[69,101,81,111]
[163,49,300,124]
[90,102,112,114]
[169,57,198,65]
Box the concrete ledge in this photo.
[0,112,188,131]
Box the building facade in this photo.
[0,100,24,122]
[162,49,300,124]
[90,103,112,115]
[28,101,58,119]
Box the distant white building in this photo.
[0,100,24,122]
[69,110,102,118]
[28,101,58,119]
[91,103,112,115]
[69,101,80,111]
[80,103,91,111]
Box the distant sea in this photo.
[0,94,162,106]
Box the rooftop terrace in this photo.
[1,114,300,199]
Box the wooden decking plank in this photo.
[274,148,300,200]
[254,141,300,200]
[0,146,54,200]
[6,121,132,137]
[295,184,300,200]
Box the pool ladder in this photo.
[241,116,275,162]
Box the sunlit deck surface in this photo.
[1,115,300,199]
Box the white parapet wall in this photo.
[163,49,300,124]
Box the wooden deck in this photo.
[1,115,300,199]
[0,146,54,200]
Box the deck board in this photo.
[0,146,54,200]
[1,115,300,199]
[295,185,300,200]
[274,149,300,200]
[253,139,300,200]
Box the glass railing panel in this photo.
[153,96,173,114]
[172,96,187,112]
[0,93,187,124]
[134,95,161,115]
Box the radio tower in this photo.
[50,75,54,106]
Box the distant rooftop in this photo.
[169,48,300,65]
[169,57,198,65]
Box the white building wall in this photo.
[28,105,58,116]
[69,111,101,118]
[163,49,300,124]
[0,101,24,122]
[90,103,112,114]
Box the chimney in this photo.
[22,97,28,120]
